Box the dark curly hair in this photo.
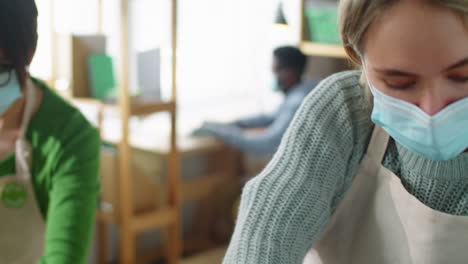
[273,46,307,76]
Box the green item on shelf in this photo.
[305,6,341,45]
[88,54,117,101]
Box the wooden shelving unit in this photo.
[94,0,182,263]
[48,0,243,263]
[86,0,240,263]
[299,0,347,59]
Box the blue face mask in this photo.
[0,69,22,116]
[367,81,468,161]
[271,78,281,92]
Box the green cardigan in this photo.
[0,78,100,264]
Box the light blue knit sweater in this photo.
[223,71,468,264]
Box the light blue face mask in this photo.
[271,78,281,92]
[368,82,468,161]
[0,69,22,116]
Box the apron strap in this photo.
[366,125,389,164]
[18,79,36,139]
[15,79,36,177]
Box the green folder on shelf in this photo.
[88,54,117,101]
[305,6,341,45]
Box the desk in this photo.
[98,133,242,262]
[73,98,250,261]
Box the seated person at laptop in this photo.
[193,46,318,155]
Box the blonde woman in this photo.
[223,0,468,263]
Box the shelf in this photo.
[98,206,178,234]
[70,97,175,116]
[130,101,175,116]
[101,134,228,156]
[97,210,117,223]
[70,97,103,107]
[131,207,178,233]
[300,41,347,58]
[181,172,230,202]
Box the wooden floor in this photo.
[181,247,227,264]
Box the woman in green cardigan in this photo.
[0,1,100,263]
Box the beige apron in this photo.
[0,81,46,264]
[304,125,468,264]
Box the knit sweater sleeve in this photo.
[223,71,366,264]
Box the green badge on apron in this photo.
[1,182,27,209]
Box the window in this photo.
[30,0,53,79]
[32,0,295,132]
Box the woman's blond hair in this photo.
[337,0,468,104]
[339,0,468,66]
